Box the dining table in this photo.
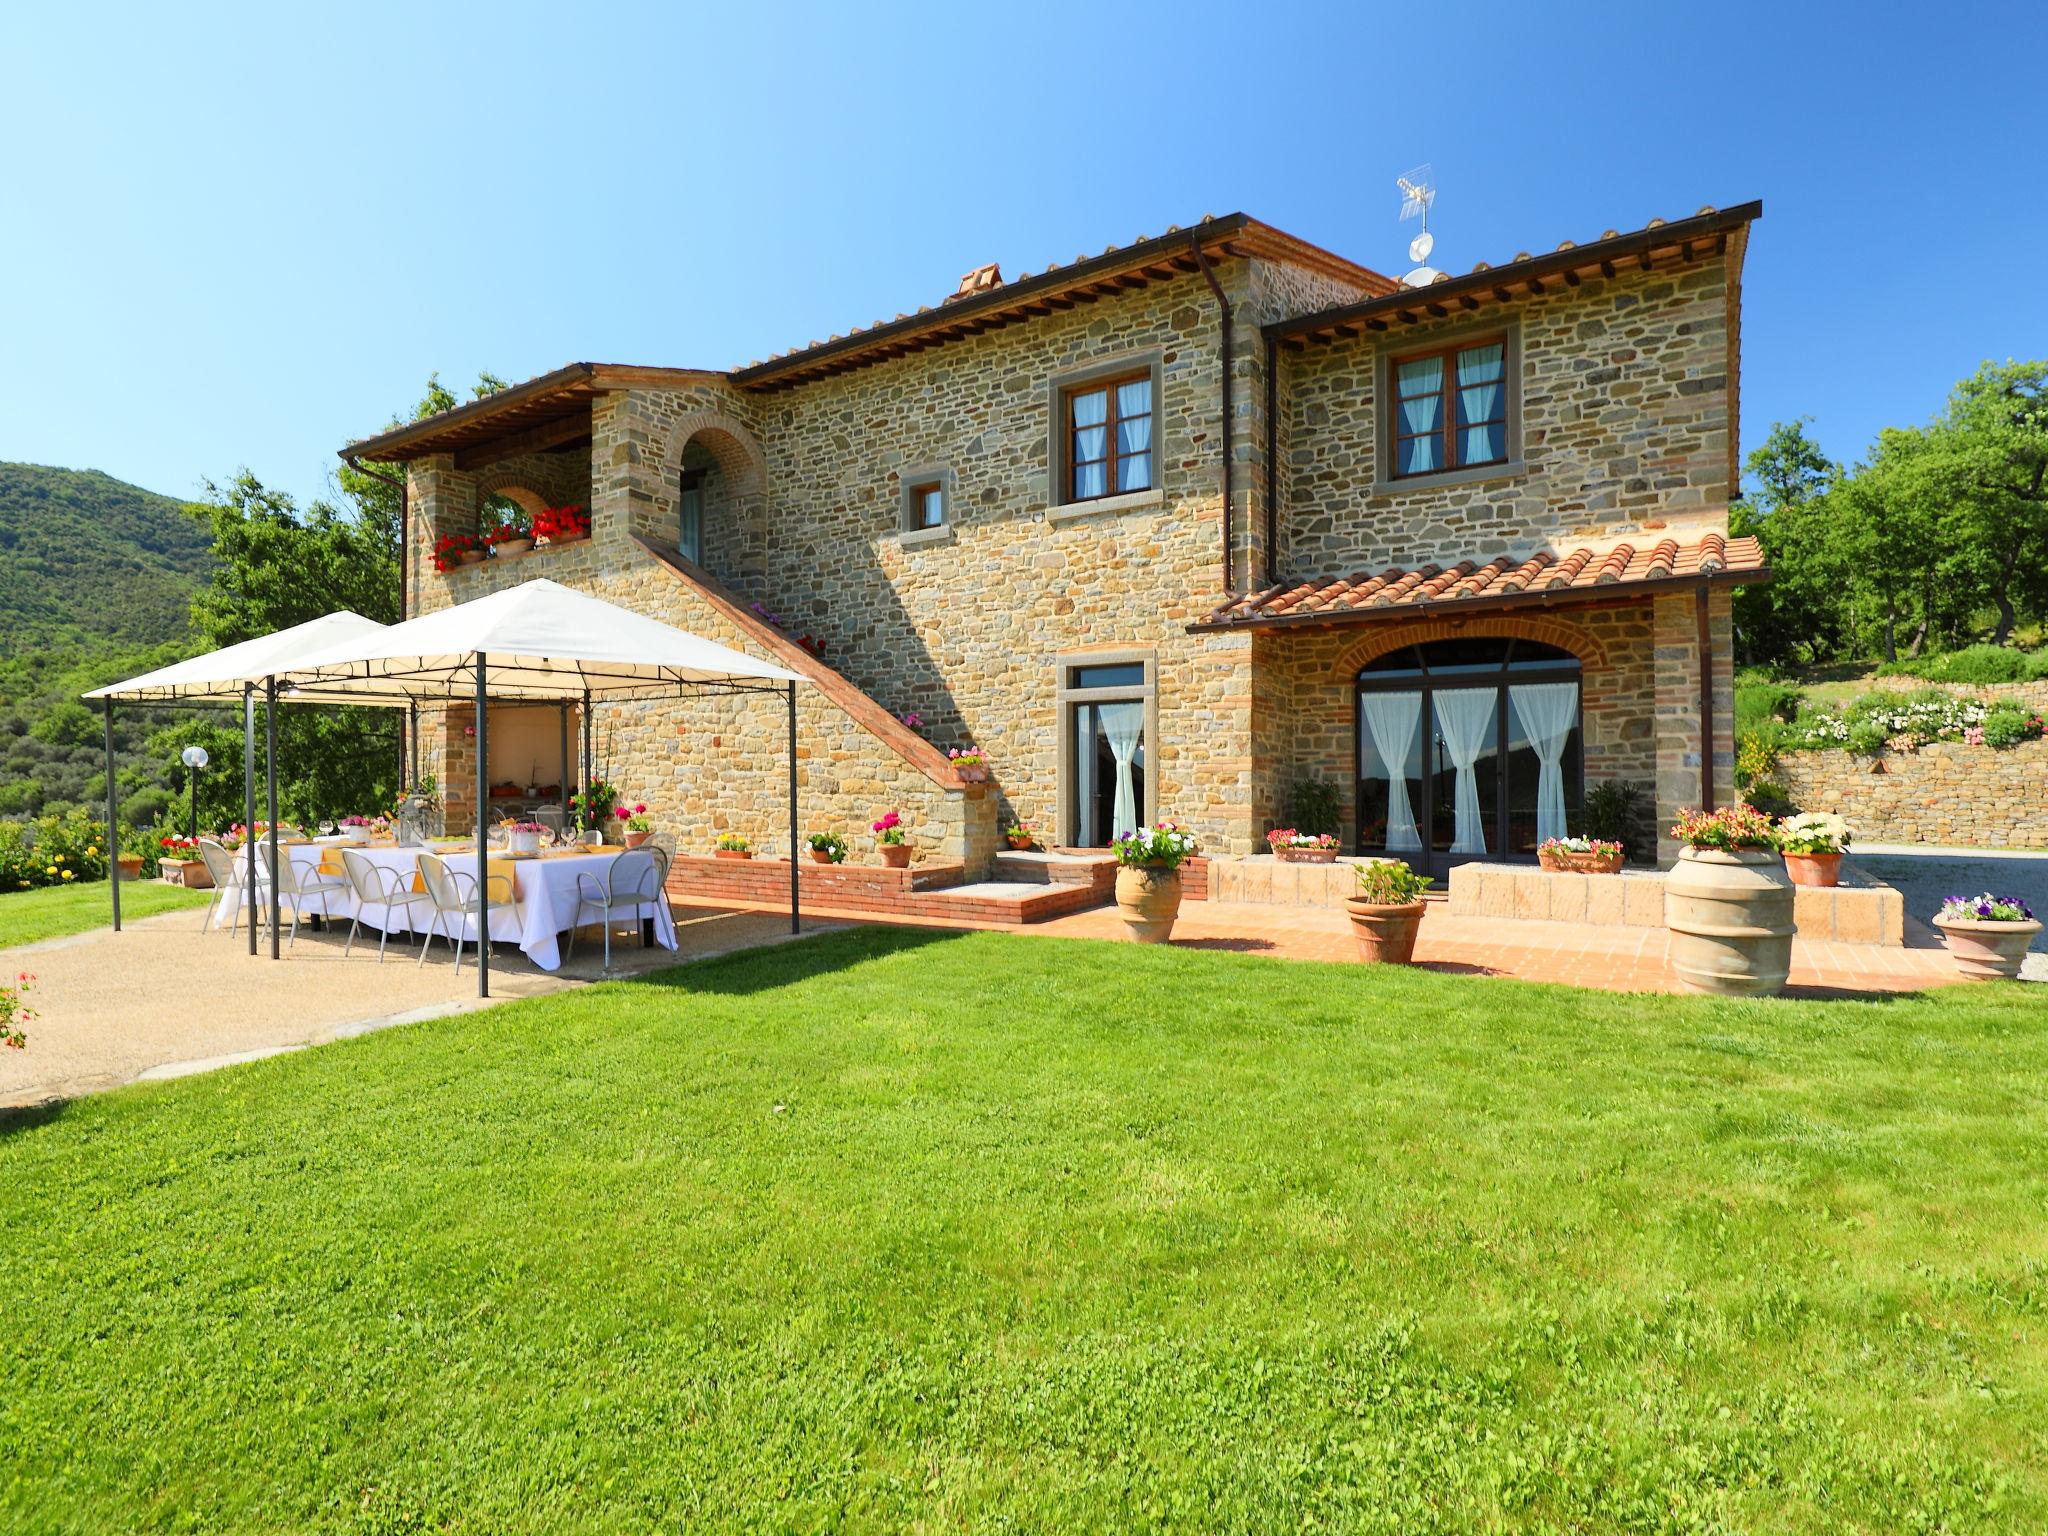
[213,838,675,972]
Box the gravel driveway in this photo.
[1854,844,2047,981]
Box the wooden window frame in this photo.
[908,481,944,530]
[1062,370,1155,504]
[1389,335,1510,480]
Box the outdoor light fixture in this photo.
[180,744,209,839]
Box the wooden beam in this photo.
[1638,250,1653,272]
[1365,317,1388,331]
[451,407,594,470]
[1561,268,1581,287]
[1526,276,1545,294]
[1458,294,1480,310]
[1600,259,1617,279]
[1425,302,1448,318]
[1493,285,1513,304]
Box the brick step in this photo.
[992,850,1118,887]
[669,871,1111,926]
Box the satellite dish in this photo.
[1408,229,1435,264]
[1395,165,1442,280]
[1404,266,1444,287]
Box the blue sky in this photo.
[2,0,2041,509]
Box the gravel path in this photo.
[0,905,844,1108]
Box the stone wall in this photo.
[1278,256,1735,575]
[1776,738,2048,849]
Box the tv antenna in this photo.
[1396,164,1442,286]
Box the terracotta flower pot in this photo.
[1115,864,1182,943]
[493,537,533,557]
[809,848,838,863]
[1345,897,1427,964]
[1538,847,1568,871]
[1665,847,1794,997]
[623,830,652,849]
[1276,847,1338,864]
[1783,850,1842,888]
[953,764,988,783]
[880,843,911,869]
[1006,835,1034,851]
[714,848,752,861]
[161,858,213,890]
[1933,916,2041,980]
[457,549,485,566]
[114,854,144,880]
[1564,850,1624,875]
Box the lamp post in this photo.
[181,744,209,839]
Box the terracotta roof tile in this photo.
[1195,533,1766,631]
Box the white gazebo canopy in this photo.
[280,578,802,701]
[84,611,390,702]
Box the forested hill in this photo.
[0,462,211,657]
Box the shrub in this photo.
[807,831,847,863]
[1734,678,1804,732]
[1355,858,1432,904]
[0,812,111,890]
[1876,645,2048,685]
[1282,777,1342,839]
[1582,778,1651,856]
[1735,732,1781,789]
[714,832,752,853]
[1671,803,1778,851]
[1979,704,2044,750]
[1844,718,1890,757]
[1112,821,1198,870]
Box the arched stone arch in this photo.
[657,409,767,496]
[1329,612,1609,682]
[472,477,550,520]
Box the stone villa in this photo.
[342,202,1765,887]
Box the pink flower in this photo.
[871,810,901,833]
[634,804,647,815]
[615,807,630,820]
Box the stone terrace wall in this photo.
[1776,738,2048,849]
[1278,254,1735,575]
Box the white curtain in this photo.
[1509,681,1579,845]
[1116,379,1153,491]
[1072,389,1109,499]
[1359,691,1423,850]
[1397,356,1442,473]
[1098,702,1145,839]
[1456,343,1505,464]
[1432,688,1497,854]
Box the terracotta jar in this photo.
[880,843,912,869]
[1932,915,2042,980]
[1115,864,1182,943]
[1345,898,1426,964]
[1783,850,1842,888]
[1665,847,1795,996]
[713,847,752,861]
[623,829,652,849]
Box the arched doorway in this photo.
[1355,637,1583,874]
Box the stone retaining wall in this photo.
[1447,860,1906,944]
[1775,738,2048,849]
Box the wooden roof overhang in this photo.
[339,363,722,468]
[728,215,1397,394]
[1265,201,1762,351]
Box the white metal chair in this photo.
[339,848,434,962]
[197,837,268,936]
[261,840,350,950]
[647,844,679,932]
[413,852,518,976]
[534,805,566,841]
[565,848,663,973]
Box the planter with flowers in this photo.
[338,814,376,845]
[485,509,533,558]
[533,504,591,548]
[1932,893,2040,979]
[1538,836,1624,874]
[569,779,619,839]
[1,972,33,1052]
[433,532,482,571]
[807,831,848,864]
[1346,859,1433,964]
[1266,828,1340,864]
[1777,812,1850,888]
[872,810,910,868]
[505,821,547,855]
[158,835,212,888]
[1112,821,1198,943]
[618,804,653,848]
[1004,821,1035,851]
[714,832,753,861]
[947,747,989,783]
[1665,803,1792,997]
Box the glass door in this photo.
[1072,698,1147,846]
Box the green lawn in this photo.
[0,878,210,949]
[2,930,2043,1532]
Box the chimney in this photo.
[947,262,1002,302]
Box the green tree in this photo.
[1930,360,2048,645]
[1733,419,1846,665]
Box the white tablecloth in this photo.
[215,842,675,972]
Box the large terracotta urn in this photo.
[1933,915,2042,980]
[1115,864,1182,943]
[1665,848,1795,996]
[1345,898,1426,964]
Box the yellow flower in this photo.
[60,870,74,881]
[87,845,99,856]
[44,866,56,876]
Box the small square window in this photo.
[1390,335,1509,479]
[910,483,944,529]
[898,468,952,537]
[1070,662,1146,690]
